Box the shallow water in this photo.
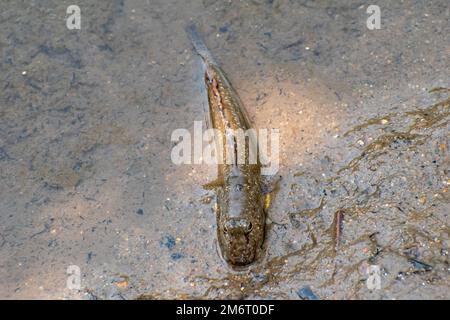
[0,0,449,299]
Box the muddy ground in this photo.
[0,0,449,299]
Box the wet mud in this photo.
[0,0,449,299]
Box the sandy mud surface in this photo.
[0,0,449,299]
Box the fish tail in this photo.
[186,25,216,130]
[185,24,216,66]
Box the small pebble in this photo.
[297,286,319,300]
[160,235,176,250]
[170,252,184,261]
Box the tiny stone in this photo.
[170,252,184,260]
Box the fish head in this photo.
[217,213,265,266]
[216,175,265,266]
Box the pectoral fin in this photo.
[261,175,282,195]
[264,193,271,211]
[203,176,225,190]
[262,175,287,226]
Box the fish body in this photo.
[187,25,265,266]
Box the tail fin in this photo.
[186,25,214,129]
[185,24,216,65]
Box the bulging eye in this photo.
[223,226,228,234]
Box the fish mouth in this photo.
[218,239,256,266]
[225,245,256,266]
[230,256,254,266]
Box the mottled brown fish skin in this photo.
[206,64,265,267]
[186,24,265,266]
